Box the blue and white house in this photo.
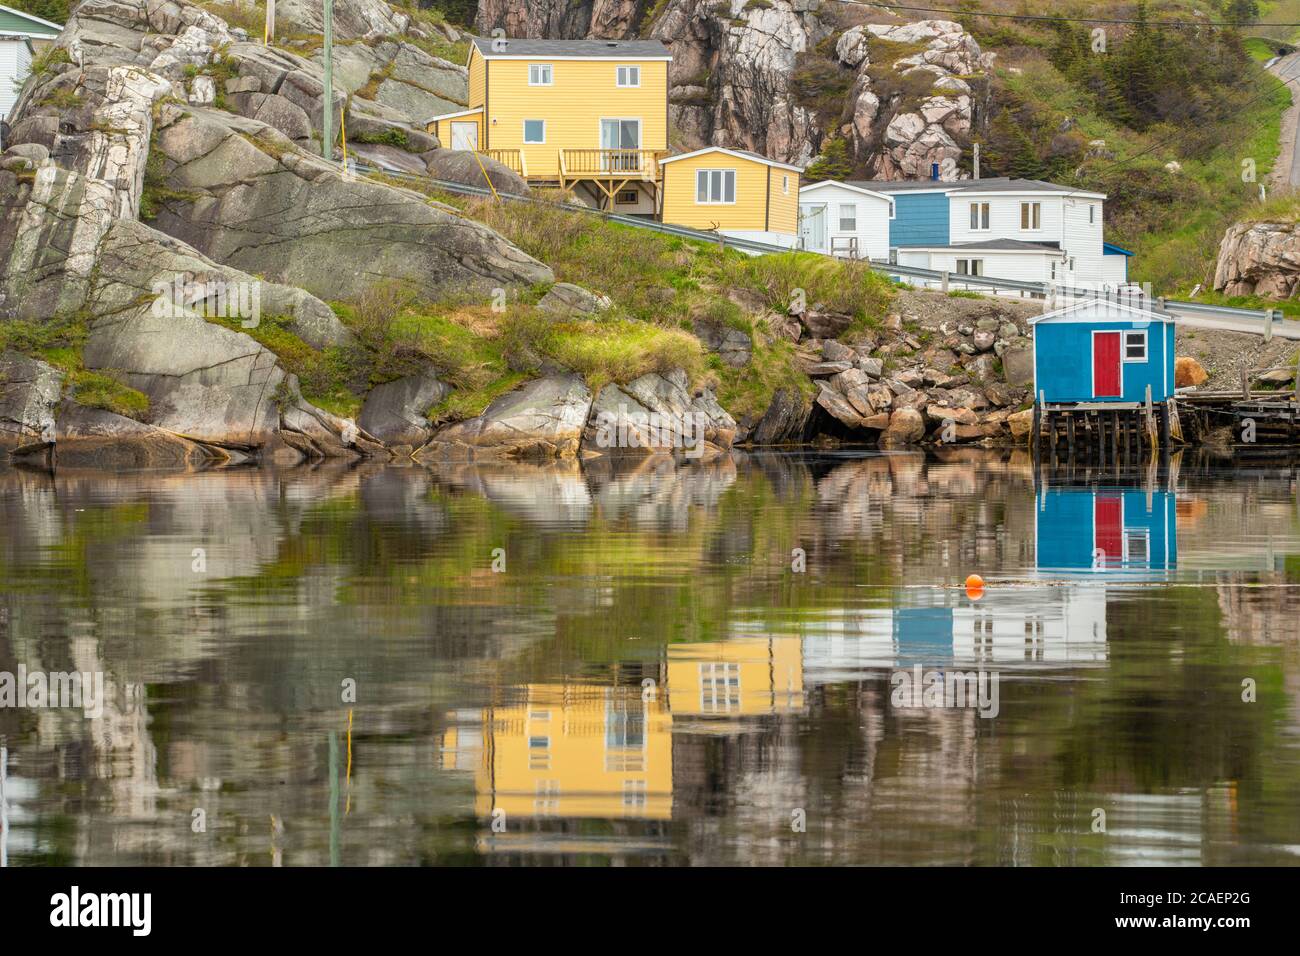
[1030,299,1176,405]
[800,176,1131,291]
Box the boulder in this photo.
[147,105,553,302]
[693,316,753,368]
[1175,356,1209,388]
[538,282,612,315]
[1214,219,1300,298]
[816,382,866,428]
[49,404,216,470]
[357,370,450,447]
[880,408,925,447]
[750,387,810,445]
[424,148,530,195]
[82,306,288,450]
[0,352,62,454]
[1001,341,1034,387]
[1008,408,1036,442]
[801,310,854,339]
[418,374,593,460]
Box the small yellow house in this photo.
[659,146,803,242]
[428,37,672,213]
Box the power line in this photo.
[825,1,1300,30]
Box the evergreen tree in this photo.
[805,135,852,181]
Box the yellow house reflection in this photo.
[667,637,804,718]
[438,637,805,825]
[443,683,674,820]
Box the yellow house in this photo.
[659,146,803,241]
[428,37,672,213]
[440,683,674,822]
[666,636,805,718]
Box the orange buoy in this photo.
[965,574,984,600]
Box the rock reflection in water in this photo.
[1,450,1299,865]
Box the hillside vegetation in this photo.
[935,1,1292,294]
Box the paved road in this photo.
[1268,51,1300,187]
[1162,305,1300,339]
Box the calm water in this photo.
[1,450,1299,866]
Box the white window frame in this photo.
[696,168,736,205]
[1020,201,1041,230]
[888,199,896,220]
[782,174,789,195]
[523,119,546,144]
[616,65,640,87]
[956,258,983,276]
[528,63,553,86]
[970,201,990,230]
[838,202,857,232]
[1122,330,1148,363]
[1089,204,1096,224]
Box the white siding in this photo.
[949,193,1064,247]
[797,183,891,260]
[0,39,31,120]
[1061,197,1109,288]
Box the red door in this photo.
[1094,495,1122,567]
[1093,332,1121,397]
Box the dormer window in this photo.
[617,65,640,87]
[529,64,553,86]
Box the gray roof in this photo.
[846,176,1100,195]
[843,179,952,193]
[471,37,671,58]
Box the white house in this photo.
[0,4,62,120]
[0,35,32,119]
[946,178,1122,288]
[797,180,895,260]
[855,176,1131,293]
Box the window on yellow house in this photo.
[616,65,640,87]
[528,64,553,85]
[696,169,735,204]
[523,119,545,143]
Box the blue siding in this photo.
[1036,488,1176,573]
[889,192,950,247]
[1033,320,1175,403]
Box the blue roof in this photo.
[1103,241,1134,256]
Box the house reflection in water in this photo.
[441,684,673,821]
[1036,486,1177,574]
[438,637,804,828]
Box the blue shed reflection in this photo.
[1036,487,1176,574]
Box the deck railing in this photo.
[480,149,526,177]
[560,149,659,179]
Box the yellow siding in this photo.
[429,110,483,150]
[767,165,800,236]
[468,48,485,110]
[666,637,804,717]
[472,684,673,821]
[661,153,773,232]
[480,58,668,178]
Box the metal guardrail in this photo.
[355,159,1293,331]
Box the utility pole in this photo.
[322,0,333,160]
[973,142,980,180]
[264,0,275,44]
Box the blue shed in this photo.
[1035,486,1177,574]
[1030,299,1177,405]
